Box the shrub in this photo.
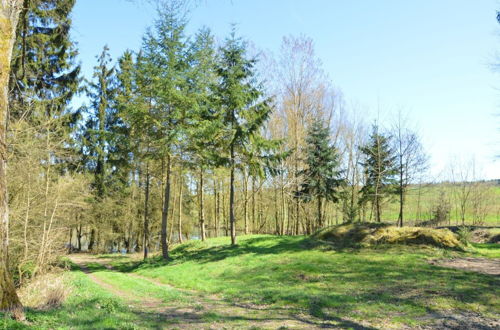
[456,226,472,244]
[18,272,70,309]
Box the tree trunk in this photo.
[178,173,183,243]
[213,178,219,237]
[317,196,323,229]
[143,162,150,260]
[274,185,279,234]
[243,171,248,235]
[199,169,206,241]
[161,154,172,259]
[76,224,82,251]
[229,144,236,245]
[0,0,24,317]
[88,228,96,251]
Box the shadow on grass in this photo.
[111,235,329,273]
[70,235,500,327]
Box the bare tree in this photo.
[392,112,428,227]
[268,35,337,234]
[449,157,474,225]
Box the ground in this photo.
[2,235,499,329]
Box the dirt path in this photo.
[69,254,342,329]
[429,257,500,276]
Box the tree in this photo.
[298,119,343,231]
[215,30,273,245]
[0,0,24,317]
[360,125,397,223]
[185,27,218,242]
[9,0,80,122]
[138,2,192,259]
[392,113,428,227]
[81,46,122,251]
[267,35,337,235]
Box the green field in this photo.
[380,184,500,226]
[3,234,498,329]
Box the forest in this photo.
[0,0,499,329]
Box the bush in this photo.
[456,226,472,244]
[431,191,451,225]
[18,273,70,309]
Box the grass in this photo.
[381,183,500,226]
[472,243,500,258]
[2,234,499,328]
[1,269,157,329]
[109,235,499,328]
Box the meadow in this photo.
[3,234,499,329]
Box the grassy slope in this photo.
[110,235,499,328]
[2,236,498,329]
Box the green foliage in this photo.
[298,119,343,227]
[360,125,398,221]
[457,226,472,244]
[214,30,274,166]
[9,0,80,122]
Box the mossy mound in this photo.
[314,222,465,250]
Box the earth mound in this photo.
[314,222,465,250]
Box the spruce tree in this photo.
[185,27,219,241]
[215,30,273,245]
[81,46,119,250]
[360,125,397,222]
[138,3,192,259]
[9,0,80,121]
[298,119,343,231]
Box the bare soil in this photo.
[429,257,500,276]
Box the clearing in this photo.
[3,235,500,329]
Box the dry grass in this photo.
[18,272,71,310]
[314,222,465,250]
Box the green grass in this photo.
[381,183,500,226]
[3,235,499,328]
[1,270,157,329]
[472,243,500,258]
[87,262,189,303]
[110,235,500,327]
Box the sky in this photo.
[71,0,500,180]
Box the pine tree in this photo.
[298,119,343,231]
[9,0,80,122]
[360,125,397,222]
[215,30,273,245]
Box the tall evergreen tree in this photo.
[298,119,343,231]
[138,3,192,259]
[360,125,397,222]
[9,0,80,122]
[215,30,273,245]
[185,27,220,241]
[81,46,119,250]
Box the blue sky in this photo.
[72,0,500,180]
